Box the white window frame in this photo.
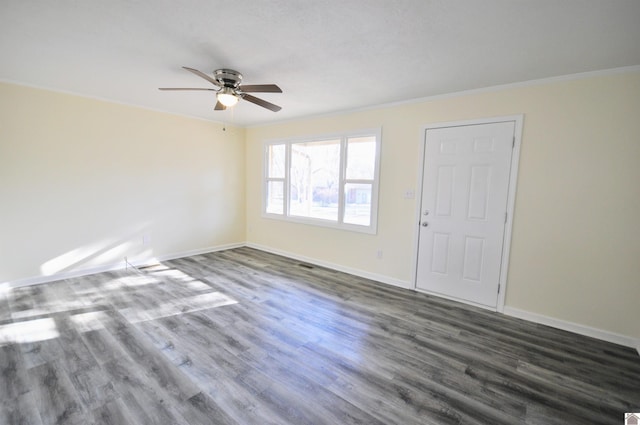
[262,128,382,234]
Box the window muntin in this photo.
[263,129,380,234]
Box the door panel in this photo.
[435,166,455,217]
[416,121,515,308]
[468,165,491,220]
[431,232,451,275]
[462,236,484,282]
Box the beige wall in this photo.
[2,72,638,343]
[0,83,246,283]
[246,71,640,341]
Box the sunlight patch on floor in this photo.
[119,291,238,323]
[0,318,59,345]
[70,310,111,332]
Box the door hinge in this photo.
[512,136,515,148]
[498,284,501,294]
[504,212,508,224]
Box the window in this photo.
[263,129,381,233]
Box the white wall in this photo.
[0,83,246,284]
[245,71,640,343]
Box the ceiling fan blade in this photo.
[159,88,217,91]
[214,101,227,111]
[239,84,282,93]
[182,67,220,87]
[242,94,282,112]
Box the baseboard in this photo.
[503,306,637,350]
[1,262,126,290]
[1,242,244,289]
[245,242,412,290]
[147,242,244,265]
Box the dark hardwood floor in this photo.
[0,247,638,424]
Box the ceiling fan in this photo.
[159,67,282,112]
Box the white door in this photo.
[416,121,515,308]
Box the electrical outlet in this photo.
[404,189,415,199]
[376,249,383,259]
[142,234,151,245]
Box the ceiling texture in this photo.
[1,1,639,127]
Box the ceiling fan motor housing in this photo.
[214,69,242,89]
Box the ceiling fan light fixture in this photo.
[217,88,239,107]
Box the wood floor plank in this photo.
[19,337,65,370]
[101,359,191,424]
[0,294,11,323]
[0,390,44,425]
[0,247,638,424]
[68,365,118,411]
[80,327,130,366]
[102,310,202,403]
[53,315,100,373]
[177,392,241,425]
[0,343,29,400]
[28,360,85,425]
[90,398,137,425]
[118,388,190,425]
[7,285,41,320]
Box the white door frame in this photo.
[411,115,524,312]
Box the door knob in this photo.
[421,222,428,227]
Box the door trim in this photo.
[411,115,524,312]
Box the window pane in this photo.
[346,136,376,180]
[289,139,340,221]
[268,144,285,178]
[266,181,284,214]
[344,183,372,226]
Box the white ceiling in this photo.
[1,1,639,127]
